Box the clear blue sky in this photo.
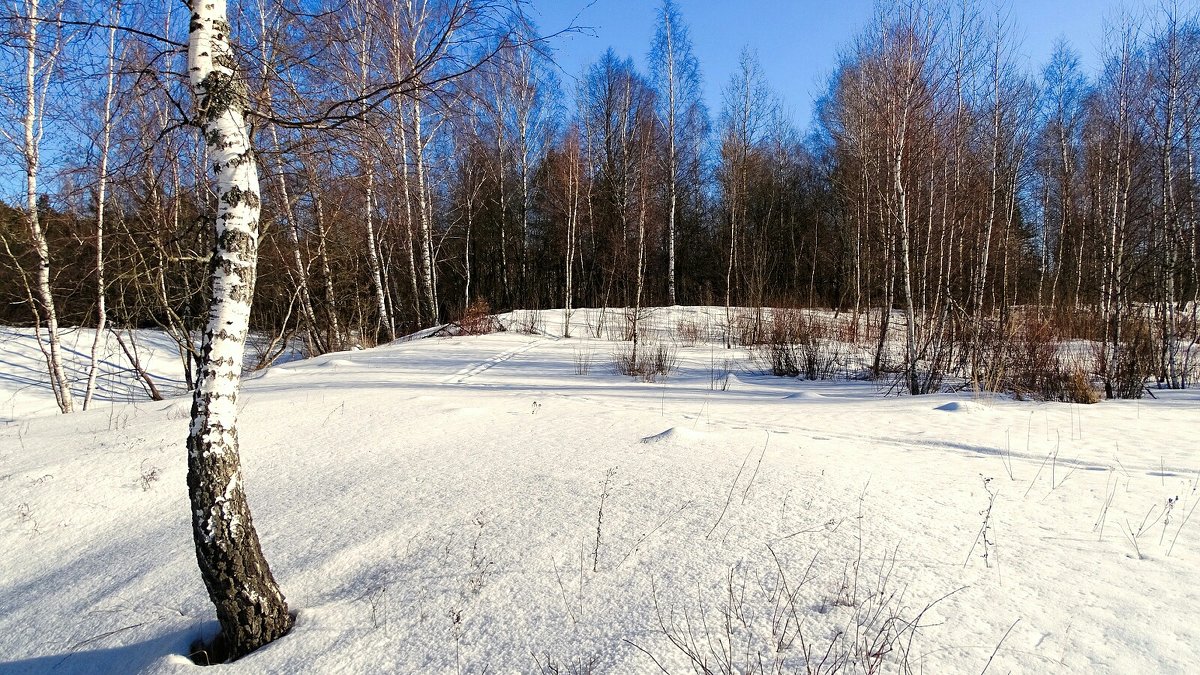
[529,0,1150,129]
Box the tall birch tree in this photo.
[649,0,706,306]
[185,0,292,658]
[3,0,74,412]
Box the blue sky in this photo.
[528,0,1149,129]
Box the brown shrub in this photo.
[613,342,678,382]
[458,299,502,335]
[988,314,1101,404]
[676,318,704,346]
[763,309,840,380]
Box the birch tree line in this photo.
[2,0,1199,405]
[817,1,1200,396]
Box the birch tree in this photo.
[185,0,292,658]
[83,6,120,410]
[719,47,776,344]
[649,0,706,306]
[2,0,74,412]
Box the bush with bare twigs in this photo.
[1095,316,1158,399]
[762,309,842,380]
[613,342,679,382]
[633,546,956,675]
[983,316,1101,404]
[457,299,503,336]
[732,308,769,347]
[677,318,706,346]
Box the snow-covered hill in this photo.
[1,308,1197,673]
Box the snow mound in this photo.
[257,366,295,380]
[444,406,488,417]
[723,373,759,391]
[158,400,190,418]
[640,426,708,445]
[934,401,987,413]
[784,392,826,400]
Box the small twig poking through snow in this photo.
[775,517,842,541]
[551,555,579,625]
[530,650,601,674]
[578,541,585,619]
[447,608,463,674]
[1122,502,1162,560]
[1022,448,1055,499]
[1168,495,1198,557]
[106,403,130,432]
[980,618,1020,674]
[965,475,999,575]
[617,500,692,569]
[1154,496,1178,546]
[1051,441,1058,487]
[322,402,345,427]
[644,542,959,674]
[138,459,160,491]
[467,513,496,594]
[592,467,617,572]
[573,348,594,375]
[355,585,388,629]
[16,502,38,533]
[740,433,769,505]
[621,638,670,674]
[1001,428,1014,481]
[59,622,148,668]
[707,446,755,539]
[1093,471,1118,540]
[16,420,31,452]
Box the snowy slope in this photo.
[0,308,1197,673]
[0,328,189,420]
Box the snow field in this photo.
[0,307,1197,673]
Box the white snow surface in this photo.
[1,307,1198,673]
[0,327,189,420]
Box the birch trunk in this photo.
[665,20,678,308]
[895,158,920,395]
[395,102,424,324]
[411,93,439,323]
[563,135,580,337]
[185,0,292,657]
[312,193,342,349]
[84,17,118,411]
[494,101,511,306]
[254,1,321,354]
[352,20,394,342]
[21,0,74,413]
[364,170,394,341]
[268,124,323,355]
[518,112,531,307]
[1158,23,1181,388]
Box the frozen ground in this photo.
[0,307,1197,673]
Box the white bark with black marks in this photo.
[185,0,292,659]
[19,0,74,413]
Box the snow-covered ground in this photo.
[1,307,1197,673]
[0,327,190,420]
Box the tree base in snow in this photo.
[187,631,230,666]
[187,613,296,666]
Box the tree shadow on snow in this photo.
[0,622,210,675]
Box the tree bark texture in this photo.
[185,0,292,659]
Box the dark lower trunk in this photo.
[187,403,293,659]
